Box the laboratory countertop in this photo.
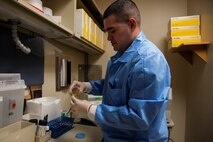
[52,120,174,142]
[51,124,103,142]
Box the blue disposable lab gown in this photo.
[89,32,171,142]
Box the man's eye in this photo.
[110,29,116,33]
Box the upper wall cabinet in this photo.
[0,0,73,38]
[0,0,105,55]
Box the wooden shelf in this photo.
[57,36,105,55]
[170,42,210,64]
[0,0,73,38]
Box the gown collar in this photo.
[110,32,145,63]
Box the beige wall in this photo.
[185,0,213,141]
[93,1,188,142]
[42,39,85,111]
[89,0,115,77]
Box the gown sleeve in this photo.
[89,79,105,95]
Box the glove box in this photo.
[25,97,61,121]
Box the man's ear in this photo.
[128,18,137,31]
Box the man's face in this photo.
[103,15,132,51]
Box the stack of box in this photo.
[75,9,104,49]
[76,9,89,40]
[96,24,104,49]
[88,17,97,45]
[168,15,201,49]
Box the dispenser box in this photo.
[103,32,107,50]
[25,97,61,121]
[92,21,97,45]
[169,26,200,37]
[0,121,36,142]
[76,9,89,40]
[0,75,26,128]
[95,25,100,47]
[168,35,201,48]
[88,18,96,45]
[169,15,200,27]
[96,26,104,49]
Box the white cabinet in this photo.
[0,0,105,55]
[0,0,72,38]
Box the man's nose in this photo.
[107,34,112,41]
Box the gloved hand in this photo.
[70,96,93,119]
[68,81,92,96]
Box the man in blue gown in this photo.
[69,0,171,141]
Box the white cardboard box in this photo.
[96,26,103,49]
[75,9,89,40]
[25,97,61,121]
[88,18,96,44]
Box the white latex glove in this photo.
[70,96,93,119]
[68,81,92,96]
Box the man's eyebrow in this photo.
[103,26,114,32]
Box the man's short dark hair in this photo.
[103,0,141,26]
